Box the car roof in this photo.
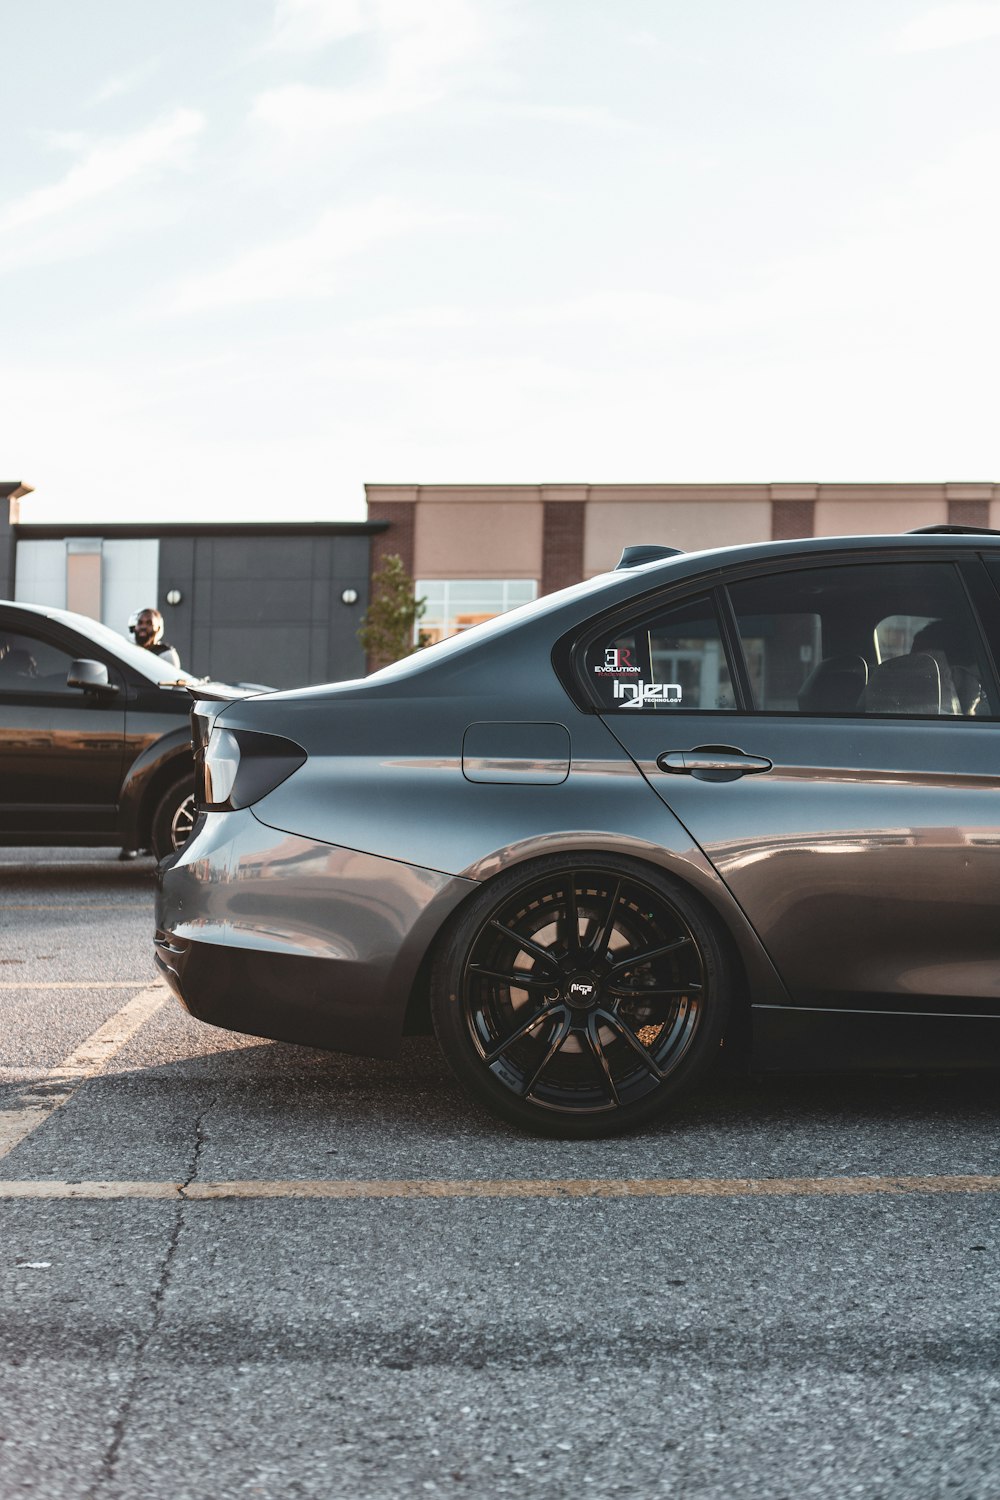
[614,527,1000,576]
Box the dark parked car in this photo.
[156,529,1000,1135]
[0,600,249,859]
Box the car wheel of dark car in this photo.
[430,855,731,1137]
[151,778,197,860]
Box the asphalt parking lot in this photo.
[1,847,998,1500]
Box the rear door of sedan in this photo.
[578,547,1000,1020]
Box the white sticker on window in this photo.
[613,679,683,708]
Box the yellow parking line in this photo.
[0,1174,998,1201]
[0,985,167,1160]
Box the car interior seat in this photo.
[909,620,984,716]
[862,652,961,716]
[797,653,870,713]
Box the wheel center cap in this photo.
[563,974,600,1010]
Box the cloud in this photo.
[0,110,205,234]
[251,80,397,134]
[360,289,749,344]
[500,103,634,131]
[255,0,489,138]
[269,0,485,71]
[896,1,1000,51]
[168,197,444,312]
[269,0,370,51]
[35,129,91,154]
[91,59,164,106]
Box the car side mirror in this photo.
[67,659,118,697]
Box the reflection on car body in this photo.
[155,528,1000,1136]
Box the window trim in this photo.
[965,554,1000,693]
[715,585,756,713]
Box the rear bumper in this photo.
[155,808,477,1058]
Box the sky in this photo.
[2,0,999,525]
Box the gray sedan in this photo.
[155,528,1000,1135]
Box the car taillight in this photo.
[200,727,306,811]
[203,728,242,805]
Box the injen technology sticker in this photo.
[613,680,683,708]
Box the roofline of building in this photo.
[13,520,389,540]
[364,481,1000,501]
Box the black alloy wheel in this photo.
[150,778,197,861]
[430,855,731,1137]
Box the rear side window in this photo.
[727,562,995,717]
[584,594,736,712]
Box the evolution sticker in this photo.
[613,679,683,708]
[593,647,641,676]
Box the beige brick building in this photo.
[366,482,1000,643]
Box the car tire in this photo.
[150,776,197,861]
[430,854,732,1138]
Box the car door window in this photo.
[0,631,77,693]
[584,593,737,711]
[727,562,995,717]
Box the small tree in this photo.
[358,553,427,672]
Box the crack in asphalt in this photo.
[84,1096,217,1499]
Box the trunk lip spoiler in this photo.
[185,682,241,703]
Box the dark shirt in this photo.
[149,641,181,669]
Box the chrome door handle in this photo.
[658,749,773,776]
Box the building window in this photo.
[416,579,538,645]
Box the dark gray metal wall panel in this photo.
[191,538,215,682]
[210,623,315,688]
[210,536,317,580]
[308,541,330,685]
[209,577,316,619]
[330,535,370,578]
[326,534,369,684]
[158,536,196,666]
[154,532,370,688]
[0,527,14,599]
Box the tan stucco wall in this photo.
[584,499,771,575]
[367,482,1000,589]
[813,497,947,536]
[414,497,543,578]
